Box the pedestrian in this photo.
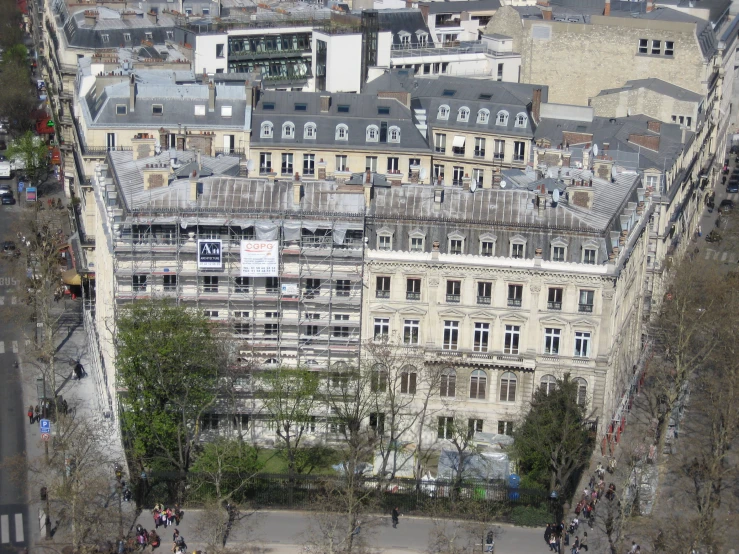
[391,506,400,529]
[27,405,34,424]
[580,532,588,552]
[34,405,40,422]
[167,507,175,527]
[148,530,160,550]
[629,541,638,553]
[172,529,180,544]
[545,523,552,544]
[62,399,68,415]
[549,534,558,552]
[153,509,161,529]
[698,225,702,237]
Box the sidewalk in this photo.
[21,299,129,550]
[134,509,544,554]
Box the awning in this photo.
[452,135,466,148]
[61,268,81,286]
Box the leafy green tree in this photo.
[116,300,221,481]
[7,130,49,184]
[259,368,320,479]
[2,44,27,66]
[513,374,593,510]
[191,438,263,502]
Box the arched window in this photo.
[469,369,487,399]
[366,125,379,142]
[515,113,528,127]
[438,104,450,120]
[370,365,387,392]
[264,357,279,365]
[282,121,295,138]
[540,374,557,395]
[400,366,418,394]
[260,121,273,138]
[304,122,317,139]
[335,124,349,141]
[500,371,517,402]
[388,126,401,143]
[457,107,470,122]
[477,109,490,124]
[440,368,456,397]
[496,111,509,126]
[575,378,588,407]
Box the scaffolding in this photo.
[105,167,366,438]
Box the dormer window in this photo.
[477,109,490,124]
[510,235,527,258]
[438,105,450,120]
[398,30,411,46]
[582,240,599,264]
[496,111,509,126]
[281,122,295,139]
[366,125,379,142]
[304,122,317,139]
[457,107,470,122]
[388,126,401,143]
[515,113,528,127]
[335,124,348,141]
[550,237,568,262]
[416,30,428,46]
[261,122,273,138]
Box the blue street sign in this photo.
[39,419,50,433]
[17,181,24,192]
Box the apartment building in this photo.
[91,149,367,427]
[249,90,432,184]
[362,167,650,441]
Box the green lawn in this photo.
[256,447,341,475]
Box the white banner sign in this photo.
[240,240,279,277]
[198,239,223,269]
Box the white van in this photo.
[0,161,11,179]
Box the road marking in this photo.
[0,297,4,305]
[705,249,714,259]
[11,296,17,305]
[0,342,5,354]
[14,514,23,542]
[25,339,30,347]
[721,252,729,261]
[1,514,8,543]
[11,341,17,353]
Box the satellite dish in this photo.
[246,159,255,171]
[552,188,560,204]
[593,144,599,157]
[470,180,478,192]
[419,167,428,180]
[500,180,507,188]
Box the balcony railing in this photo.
[406,291,421,301]
[477,296,491,305]
[452,147,465,156]
[507,298,522,307]
[84,146,133,156]
[446,294,460,303]
[579,304,594,313]
[474,149,485,158]
[494,152,505,160]
[376,290,390,299]
[215,147,246,158]
[435,146,446,154]
[547,301,562,310]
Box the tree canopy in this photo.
[513,374,593,497]
[116,300,222,475]
[6,131,49,184]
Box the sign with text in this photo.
[197,239,223,269]
[240,240,278,277]
[26,187,37,202]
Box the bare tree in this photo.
[426,502,499,554]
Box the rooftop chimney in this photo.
[647,120,661,133]
[320,95,331,113]
[129,73,136,112]
[208,80,215,112]
[146,10,157,24]
[202,69,208,85]
[568,178,594,210]
[604,0,610,16]
[539,0,553,20]
[83,10,98,26]
[532,88,542,124]
[364,171,372,204]
[646,0,654,12]
[189,170,200,201]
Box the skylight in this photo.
[442,89,456,97]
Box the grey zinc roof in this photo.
[596,78,703,103]
[533,115,687,172]
[250,90,430,152]
[61,8,189,50]
[365,72,547,138]
[420,0,502,14]
[109,149,365,214]
[82,81,252,130]
[376,9,434,47]
[368,168,638,233]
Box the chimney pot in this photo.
[604,0,611,16]
[208,80,215,112]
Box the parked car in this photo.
[727,180,739,193]
[706,229,722,243]
[2,196,15,205]
[719,199,734,213]
[2,241,16,255]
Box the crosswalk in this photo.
[0,511,24,546]
[703,249,738,262]
[0,296,19,305]
[0,339,29,355]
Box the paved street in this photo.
[135,509,546,554]
[0,171,30,554]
